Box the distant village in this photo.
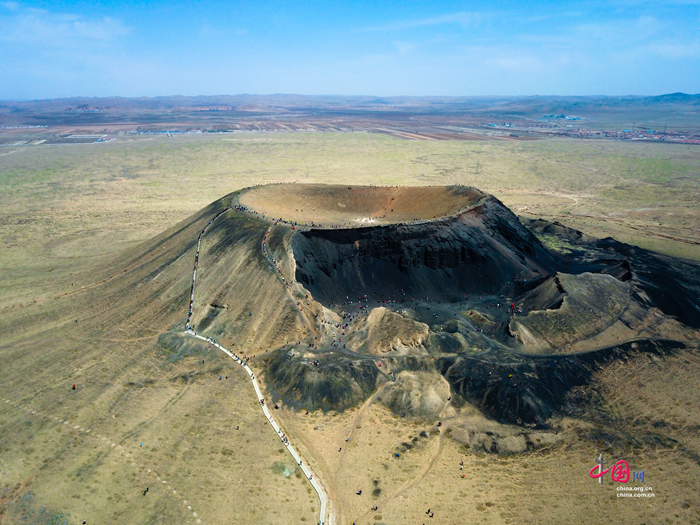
[481,118,700,145]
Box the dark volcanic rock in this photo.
[279,200,700,421]
[210,187,700,427]
[439,340,685,427]
[593,238,700,329]
[526,217,700,329]
[263,351,380,412]
[291,196,557,304]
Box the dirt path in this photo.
[350,394,453,523]
[334,391,380,475]
[187,332,330,525]
[353,430,445,524]
[186,205,331,525]
[262,224,316,334]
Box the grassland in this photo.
[1,133,698,309]
[272,363,700,525]
[1,132,699,524]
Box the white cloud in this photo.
[571,15,663,44]
[1,1,20,11]
[0,3,130,45]
[393,41,415,54]
[358,11,484,33]
[494,55,545,73]
[647,41,700,58]
[611,0,700,5]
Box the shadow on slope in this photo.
[292,195,557,304]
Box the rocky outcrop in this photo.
[262,351,381,412]
[291,196,557,304]
[439,339,686,427]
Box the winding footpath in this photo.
[184,204,329,525]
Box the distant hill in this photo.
[2,92,698,110]
[1,92,698,132]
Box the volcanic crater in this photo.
[177,184,699,449]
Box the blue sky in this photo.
[0,0,699,99]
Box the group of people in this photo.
[262,227,289,286]
[187,193,527,525]
[181,210,330,523]
[186,205,246,329]
[186,201,305,332]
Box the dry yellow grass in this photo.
[273,369,700,524]
[0,199,319,524]
[1,132,699,524]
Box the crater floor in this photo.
[238,183,484,227]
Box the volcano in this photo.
[151,184,700,428]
